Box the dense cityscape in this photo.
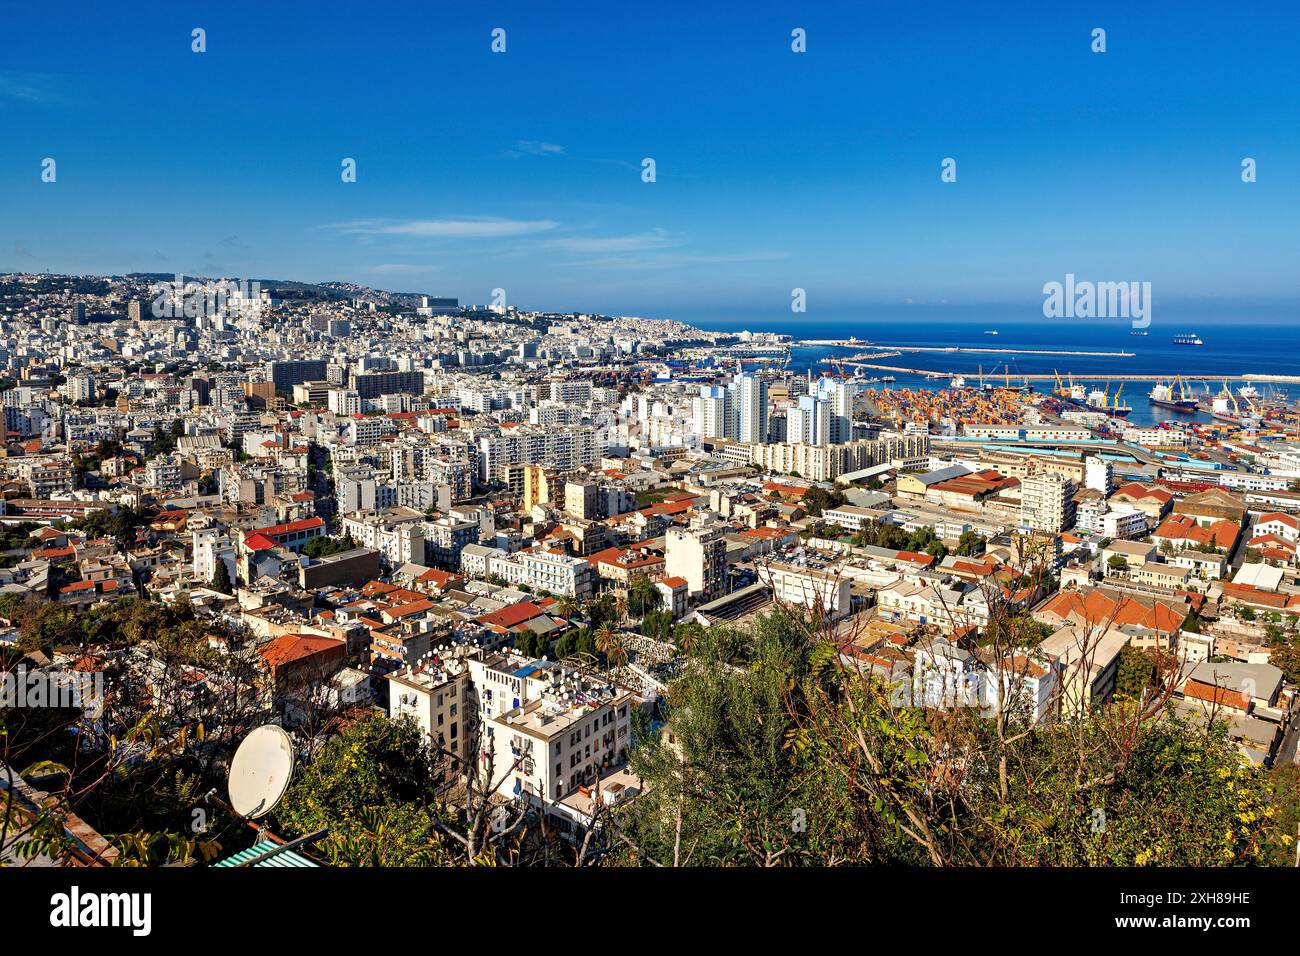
[6,1,1300,939]
[1,269,1298,884]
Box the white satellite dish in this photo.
[228,725,295,819]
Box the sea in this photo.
[679,310,1300,428]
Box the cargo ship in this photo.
[1086,384,1132,418]
[1210,382,1260,426]
[1173,332,1204,346]
[1149,379,1198,413]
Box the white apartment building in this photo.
[1101,504,1148,540]
[460,543,506,579]
[63,371,96,404]
[759,563,850,619]
[388,662,472,761]
[327,388,362,416]
[192,527,237,585]
[665,522,726,600]
[1085,456,1113,494]
[144,454,183,491]
[1254,513,1299,542]
[822,504,882,532]
[787,394,832,446]
[484,673,636,804]
[693,385,729,439]
[485,548,595,599]
[477,426,598,482]
[341,508,425,567]
[1020,472,1076,533]
[730,373,768,444]
[549,379,593,404]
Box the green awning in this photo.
[213,841,320,867]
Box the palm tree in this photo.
[594,625,627,671]
[675,623,699,656]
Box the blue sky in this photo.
[1,1,1298,324]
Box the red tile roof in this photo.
[1040,589,1188,633]
[1152,515,1239,550]
[1114,482,1173,504]
[477,601,544,630]
[244,516,325,541]
[1182,679,1249,711]
[418,568,463,589]
[260,634,344,669]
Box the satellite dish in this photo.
[228,725,295,819]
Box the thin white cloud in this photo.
[0,71,73,105]
[507,140,567,157]
[367,263,441,275]
[324,218,559,239]
[540,229,675,254]
[563,251,789,271]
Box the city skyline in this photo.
[3,1,1300,907]
[3,1,1299,323]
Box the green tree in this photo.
[621,605,1284,867]
[1269,641,1300,685]
[210,560,233,594]
[303,535,357,559]
[273,714,456,866]
[628,577,660,617]
[800,486,845,518]
[1114,645,1157,700]
[641,609,675,641]
[595,625,627,669]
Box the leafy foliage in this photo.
[273,714,456,866]
[620,606,1288,867]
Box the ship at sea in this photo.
[984,330,998,335]
[1130,329,1148,336]
[1173,332,1204,346]
[1149,379,1198,413]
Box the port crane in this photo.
[1220,380,1240,416]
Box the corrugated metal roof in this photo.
[213,841,319,868]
